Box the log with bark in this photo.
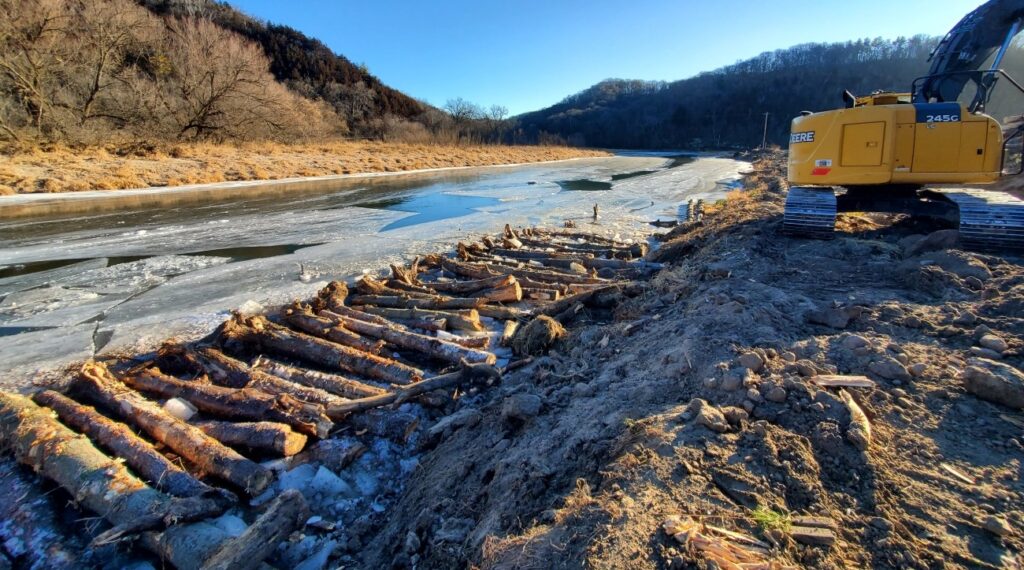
[519,236,645,258]
[356,306,484,332]
[476,304,532,320]
[385,279,436,295]
[222,314,423,385]
[251,355,386,399]
[326,311,497,365]
[75,362,273,495]
[32,390,221,500]
[0,392,228,545]
[194,420,307,457]
[355,276,435,298]
[435,329,491,349]
[283,303,386,354]
[123,367,334,439]
[328,361,502,417]
[442,257,603,285]
[488,247,662,272]
[390,261,420,285]
[142,489,308,570]
[349,293,483,310]
[469,279,523,303]
[528,228,631,247]
[313,281,349,313]
[501,320,519,346]
[523,287,561,301]
[538,284,624,318]
[390,316,448,331]
[418,274,515,294]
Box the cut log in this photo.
[470,280,523,303]
[386,279,436,295]
[390,317,448,331]
[523,287,561,301]
[251,356,386,399]
[186,347,347,410]
[489,247,662,272]
[442,257,603,285]
[283,303,386,354]
[194,420,307,457]
[328,361,502,417]
[419,274,515,294]
[32,390,219,500]
[501,320,519,346]
[76,362,273,495]
[356,306,484,332]
[349,294,483,310]
[390,262,419,286]
[314,281,349,313]
[222,314,423,385]
[812,375,876,389]
[519,236,645,258]
[142,489,308,570]
[0,392,227,541]
[529,228,630,247]
[123,367,334,439]
[538,285,622,318]
[348,410,420,443]
[328,312,496,365]
[436,329,491,349]
[356,276,435,298]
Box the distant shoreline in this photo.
[0,152,611,220]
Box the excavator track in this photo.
[782,186,837,239]
[941,188,1024,249]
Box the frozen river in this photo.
[0,153,747,386]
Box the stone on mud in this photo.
[963,358,1024,409]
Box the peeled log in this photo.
[283,303,385,354]
[194,420,306,457]
[222,314,423,385]
[356,306,484,332]
[328,312,496,365]
[0,392,226,541]
[76,362,272,495]
[32,390,217,500]
[142,489,309,570]
[252,356,386,399]
[124,367,334,439]
[420,274,515,294]
[328,362,502,417]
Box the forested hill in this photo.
[138,0,426,132]
[516,36,939,149]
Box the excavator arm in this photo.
[915,0,1024,112]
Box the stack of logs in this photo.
[0,225,659,569]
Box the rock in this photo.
[722,407,749,425]
[780,351,797,362]
[964,276,985,290]
[737,352,764,372]
[982,515,1012,537]
[806,304,863,329]
[868,357,911,381]
[974,325,993,339]
[404,531,421,554]
[841,335,870,350]
[796,360,818,377]
[870,517,894,533]
[904,229,959,257]
[296,539,337,570]
[963,358,1024,409]
[429,408,483,437]
[502,393,543,422]
[746,387,762,402]
[979,334,1009,353]
[721,371,744,391]
[765,386,787,403]
[572,382,596,398]
[705,262,732,279]
[308,466,353,498]
[686,399,730,433]
[279,464,317,493]
[970,346,1003,360]
[908,363,927,377]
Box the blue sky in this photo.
[231,0,983,115]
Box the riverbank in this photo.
[0,141,609,195]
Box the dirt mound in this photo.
[510,316,567,356]
[355,153,1024,569]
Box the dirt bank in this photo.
[357,152,1024,569]
[0,141,608,194]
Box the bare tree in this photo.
[0,0,70,138]
[444,97,482,142]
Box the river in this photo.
[0,152,746,386]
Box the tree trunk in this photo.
[123,367,333,439]
[0,392,227,542]
[442,257,603,286]
[32,390,219,500]
[419,274,515,294]
[328,362,502,417]
[476,305,532,320]
[141,489,308,570]
[470,280,523,303]
[356,306,484,332]
[75,362,273,495]
[222,315,423,385]
[390,317,448,332]
[386,279,436,295]
[488,247,662,272]
[282,304,385,354]
[194,420,307,457]
[327,312,496,365]
[349,294,483,310]
[251,356,386,399]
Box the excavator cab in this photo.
[784,0,1024,248]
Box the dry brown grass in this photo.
[0,141,609,194]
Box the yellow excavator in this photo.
[785,0,1024,248]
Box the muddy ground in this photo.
[355,153,1024,569]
